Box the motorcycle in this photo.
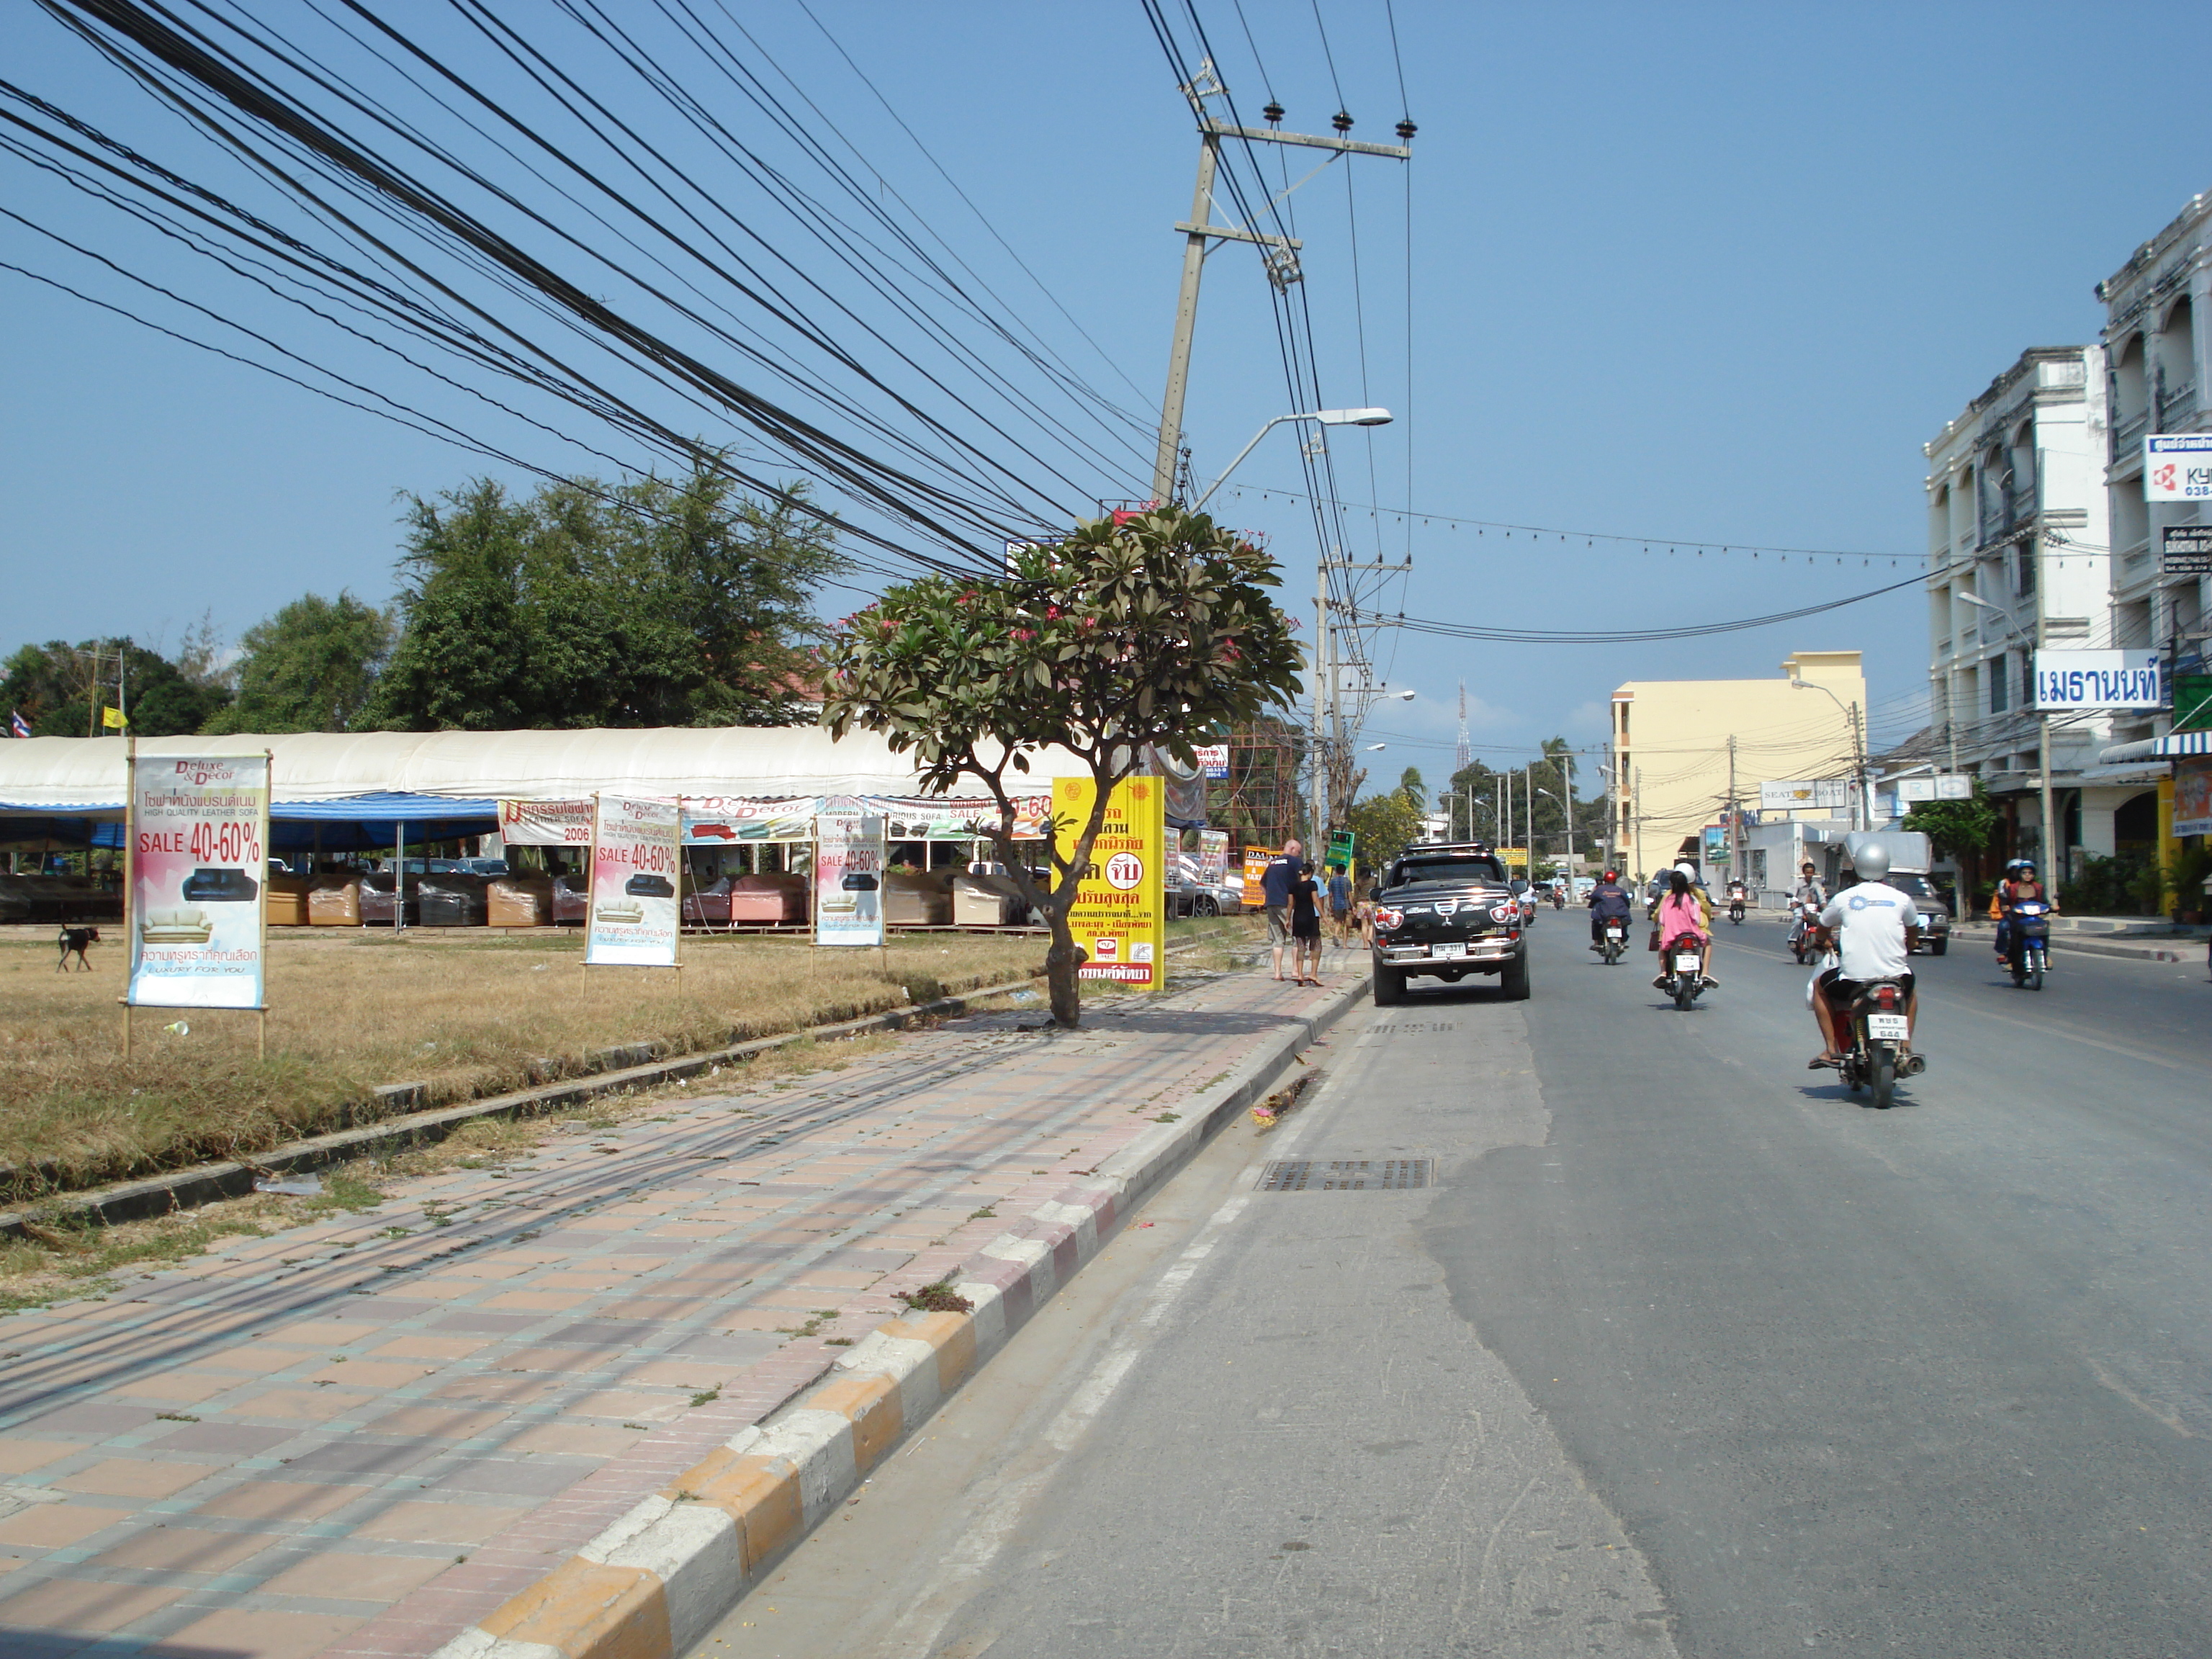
[1599,917,1627,965]
[1727,890,1747,925]
[1659,932,1707,1010]
[1838,976,1926,1108]
[1552,888,1565,911]
[1787,899,1820,963]
[2007,898,2051,990]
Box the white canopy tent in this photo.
[0,728,1095,814]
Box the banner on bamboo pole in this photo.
[1055,775,1165,988]
[813,808,886,947]
[127,752,270,1010]
[586,794,681,966]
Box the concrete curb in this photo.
[428,972,1370,1659]
[0,973,1053,1241]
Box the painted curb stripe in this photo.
[430,976,1364,1659]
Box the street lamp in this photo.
[1959,590,2055,873]
[1789,675,1871,833]
[1191,408,1393,511]
[1364,742,1388,751]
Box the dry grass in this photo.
[0,925,1048,1200]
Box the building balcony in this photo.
[2161,379,2198,423]
[2115,406,2151,451]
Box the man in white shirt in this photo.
[1807,841,1921,1067]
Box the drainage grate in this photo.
[1257,1159,1432,1192]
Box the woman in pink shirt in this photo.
[1651,866,1718,990]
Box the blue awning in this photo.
[0,793,498,853]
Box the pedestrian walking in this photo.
[1290,860,1323,986]
[1325,866,1354,948]
[1260,838,1303,981]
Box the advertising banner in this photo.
[2171,673,2212,733]
[128,752,270,1010]
[873,794,1052,841]
[2144,434,2212,500]
[1759,778,1850,812]
[1703,824,1730,866]
[586,794,681,967]
[1242,847,1277,896]
[2173,756,2212,839]
[814,809,886,947]
[1195,829,1230,889]
[1055,775,1165,988]
[500,798,593,847]
[2033,650,2162,711]
[682,796,818,844]
[1195,743,1231,779]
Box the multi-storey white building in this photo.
[2096,191,2212,747]
[1923,346,2129,868]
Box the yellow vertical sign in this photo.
[1054,774,1165,989]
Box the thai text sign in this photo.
[587,794,680,966]
[1055,775,1165,988]
[814,809,886,948]
[2162,523,2212,576]
[2144,434,2212,500]
[500,798,592,846]
[129,752,270,1010]
[2033,650,2162,710]
[1896,775,1973,803]
[1195,742,1231,779]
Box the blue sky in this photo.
[5,2,2208,783]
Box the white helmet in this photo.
[1673,862,1698,881]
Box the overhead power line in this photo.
[1344,569,1928,645]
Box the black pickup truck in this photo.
[1370,841,1530,1005]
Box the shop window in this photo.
[1990,653,2009,714]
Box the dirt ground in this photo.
[0,915,1263,1202]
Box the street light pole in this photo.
[1191,408,1390,511]
[1791,676,1871,833]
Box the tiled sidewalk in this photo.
[0,968,1332,1658]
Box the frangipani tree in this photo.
[820,508,1303,1026]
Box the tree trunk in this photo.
[1043,905,1087,1028]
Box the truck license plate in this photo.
[1867,1013,1909,1040]
[1431,942,1466,961]
[1676,953,1700,972]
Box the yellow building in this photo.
[1609,651,1867,881]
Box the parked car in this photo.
[1171,853,1244,917]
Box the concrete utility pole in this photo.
[1148,63,1412,503]
[1726,734,1740,881]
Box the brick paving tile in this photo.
[0,968,1327,1657]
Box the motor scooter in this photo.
[1837,976,1928,1107]
[1659,932,1707,1010]
[1599,917,1627,964]
[1728,888,1747,925]
[2007,898,2052,990]
[1787,899,1821,963]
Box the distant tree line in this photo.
[1,460,846,737]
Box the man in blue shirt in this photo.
[1260,837,1303,980]
[1324,866,1354,947]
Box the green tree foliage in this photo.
[204,593,393,734]
[0,639,230,737]
[1344,788,1425,871]
[370,461,845,731]
[1904,779,2003,909]
[1398,765,1426,813]
[821,507,1303,1027]
[1443,739,1601,853]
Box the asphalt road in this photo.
[693,912,2212,1659]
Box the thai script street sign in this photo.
[2033,650,2162,711]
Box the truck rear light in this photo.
[1375,907,1403,930]
[1876,985,1898,1011]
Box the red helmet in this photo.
[1602,869,1619,882]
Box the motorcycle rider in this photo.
[1787,859,1827,952]
[1587,868,1633,953]
[1990,859,2056,968]
[1726,873,1749,920]
[1651,865,1717,990]
[1809,840,1922,1068]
